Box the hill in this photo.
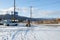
[0,14,56,21]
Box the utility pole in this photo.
[28,6,32,27]
[30,6,32,19]
[14,0,15,13]
[14,0,16,21]
[26,6,32,27]
[30,6,32,24]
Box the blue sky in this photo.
[0,0,60,18]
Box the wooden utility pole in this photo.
[14,0,15,13]
[14,0,16,21]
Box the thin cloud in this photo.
[0,7,60,18]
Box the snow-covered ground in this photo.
[0,23,60,40]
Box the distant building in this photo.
[14,12,18,16]
[57,18,60,24]
[11,11,18,16]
